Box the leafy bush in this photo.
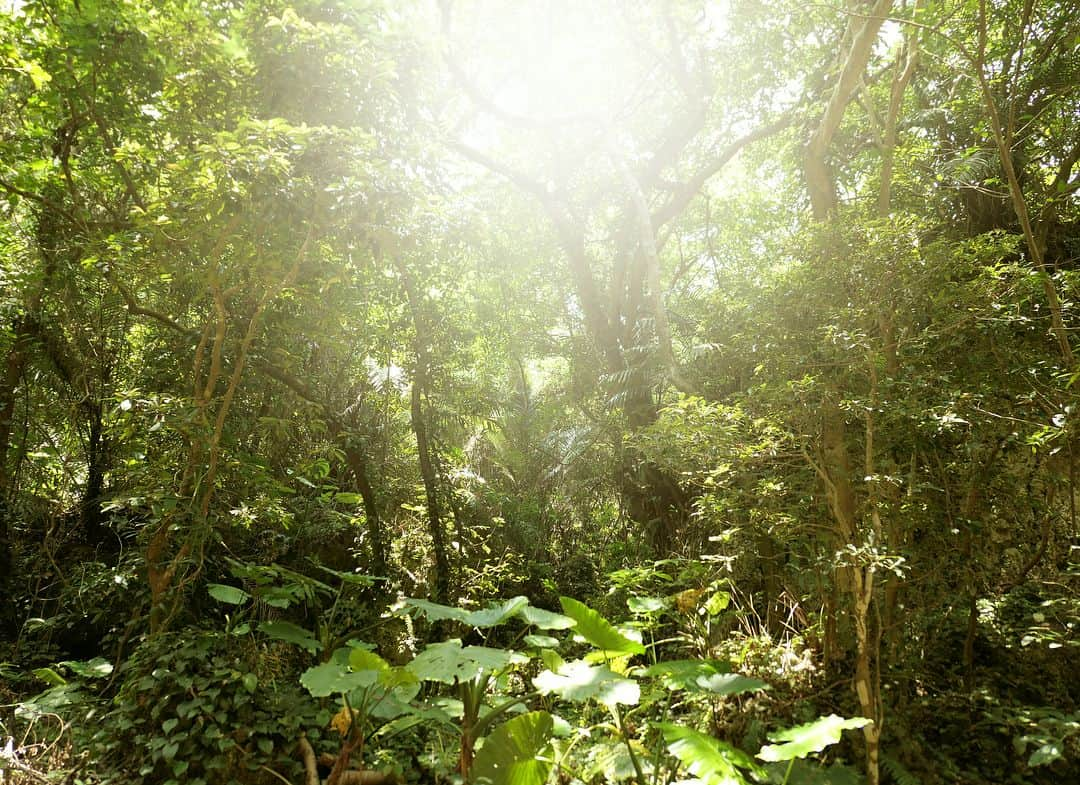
[84,630,327,785]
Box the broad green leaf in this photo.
[627,596,667,614]
[406,640,526,684]
[704,591,730,616]
[33,668,66,687]
[258,621,322,652]
[397,598,470,623]
[60,657,113,679]
[533,659,639,706]
[761,760,863,785]
[208,583,250,605]
[242,672,258,693]
[314,564,376,586]
[659,723,763,785]
[471,711,553,785]
[642,659,732,689]
[1028,742,1062,767]
[584,740,652,782]
[694,673,769,697]
[349,648,390,674]
[22,60,52,90]
[523,634,560,649]
[539,649,565,671]
[463,596,530,627]
[558,597,645,655]
[756,715,871,762]
[300,662,378,697]
[519,605,576,630]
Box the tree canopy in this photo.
[1,1,1078,784]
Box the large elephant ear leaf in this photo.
[407,639,527,684]
[533,660,639,707]
[658,722,764,785]
[462,596,530,627]
[519,605,576,630]
[471,711,554,785]
[756,715,871,762]
[396,598,471,623]
[558,597,645,655]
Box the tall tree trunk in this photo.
[805,0,894,220]
[0,329,29,636]
[396,262,451,602]
[80,401,109,548]
[342,440,388,580]
[410,364,450,603]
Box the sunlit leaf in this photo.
[406,639,526,684]
[463,596,530,627]
[558,597,645,654]
[59,657,113,679]
[756,715,871,762]
[533,659,639,706]
[519,605,576,630]
[300,662,379,697]
[658,723,763,785]
[694,672,769,697]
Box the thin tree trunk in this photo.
[410,365,450,604]
[805,0,894,219]
[343,442,388,579]
[396,263,451,602]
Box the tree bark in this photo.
[805,0,894,220]
[396,263,451,602]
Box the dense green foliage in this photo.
[1,1,1079,784]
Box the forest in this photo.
[0,0,1078,783]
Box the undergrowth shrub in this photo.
[84,629,328,785]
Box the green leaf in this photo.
[300,662,378,697]
[33,668,66,687]
[694,673,769,697]
[162,742,179,761]
[22,60,52,90]
[242,673,258,693]
[659,723,763,785]
[756,715,871,762]
[523,634,560,649]
[398,598,470,623]
[471,711,553,785]
[401,596,531,628]
[406,639,527,684]
[704,590,730,616]
[519,605,576,630]
[533,659,639,706]
[763,760,863,785]
[349,648,390,674]
[162,718,179,734]
[642,659,732,689]
[1028,742,1062,767]
[584,739,651,782]
[539,649,564,672]
[208,584,251,605]
[59,657,113,679]
[558,597,645,654]
[257,621,321,652]
[463,596,530,627]
[627,596,667,614]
